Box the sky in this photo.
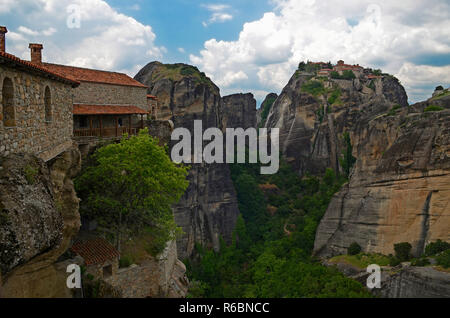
[1,0,449,105]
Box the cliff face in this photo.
[134,62,241,259]
[222,93,257,129]
[263,68,449,258]
[314,97,450,257]
[0,146,81,297]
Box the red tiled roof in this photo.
[43,63,147,88]
[147,94,158,100]
[73,104,148,115]
[0,51,79,87]
[71,238,120,266]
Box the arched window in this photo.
[44,86,52,122]
[2,77,15,127]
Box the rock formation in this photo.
[134,62,242,259]
[263,67,449,258]
[0,145,82,297]
[222,93,256,129]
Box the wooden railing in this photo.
[74,127,140,138]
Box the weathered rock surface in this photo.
[0,146,81,297]
[263,68,449,259]
[222,93,256,129]
[314,101,450,257]
[257,93,278,127]
[135,62,240,259]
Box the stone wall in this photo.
[104,240,188,298]
[74,82,148,111]
[0,64,74,161]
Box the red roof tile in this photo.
[73,104,148,115]
[0,51,79,87]
[43,63,147,88]
[147,94,158,100]
[71,238,120,266]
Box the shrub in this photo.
[435,85,444,91]
[119,256,133,268]
[301,80,325,96]
[23,164,39,185]
[373,69,382,76]
[348,242,362,256]
[425,240,450,256]
[424,105,444,112]
[394,242,412,262]
[436,250,450,268]
[328,88,342,105]
[388,255,401,267]
[411,257,430,267]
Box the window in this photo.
[44,86,52,122]
[103,264,113,278]
[2,77,15,127]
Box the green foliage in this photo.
[389,255,401,267]
[330,253,391,269]
[436,250,450,268]
[301,80,326,96]
[368,80,376,90]
[259,95,277,127]
[435,85,444,91]
[372,69,382,76]
[331,70,356,80]
[394,242,412,262]
[75,129,189,253]
[411,257,430,267]
[327,88,342,105]
[424,105,444,112]
[298,61,306,71]
[305,62,321,73]
[119,256,132,268]
[23,164,39,185]
[348,242,362,256]
[187,156,370,298]
[387,104,402,116]
[339,132,356,178]
[425,240,450,256]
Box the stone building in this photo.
[147,94,159,119]
[0,27,80,161]
[71,237,120,280]
[28,44,150,139]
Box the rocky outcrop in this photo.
[257,93,278,127]
[314,104,450,257]
[263,67,449,259]
[134,62,240,259]
[0,146,81,297]
[222,93,257,129]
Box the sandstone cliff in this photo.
[222,93,257,129]
[263,68,449,258]
[134,62,241,259]
[0,146,82,297]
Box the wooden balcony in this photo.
[74,126,140,138]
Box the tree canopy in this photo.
[75,129,189,253]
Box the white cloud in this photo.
[201,3,233,27]
[1,0,164,77]
[178,47,186,53]
[191,0,450,102]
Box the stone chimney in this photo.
[0,26,7,53]
[29,43,43,64]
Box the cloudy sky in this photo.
[1,0,449,104]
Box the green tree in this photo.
[75,129,189,253]
[394,242,412,262]
[425,240,450,256]
[339,132,357,178]
[348,242,362,256]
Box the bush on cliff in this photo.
[425,239,450,256]
[348,242,362,256]
[436,250,450,268]
[394,242,412,262]
[75,128,189,254]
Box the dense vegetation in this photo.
[259,95,277,127]
[75,129,189,255]
[187,158,370,298]
[330,70,356,80]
